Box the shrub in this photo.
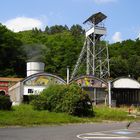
[41,85,67,111]
[0,95,12,110]
[31,84,93,116]
[60,84,93,116]
[31,96,47,110]
[28,95,39,102]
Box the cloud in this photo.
[112,32,122,43]
[93,0,116,4]
[3,17,43,32]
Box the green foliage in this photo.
[0,104,137,127]
[94,106,132,121]
[0,95,12,110]
[0,104,85,126]
[110,56,129,77]
[45,25,69,34]
[1,22,140,80]
[31,84,93,116]
[16,25,84,79]
[0,23,26,77]
[60,85,93,116]
[31,96,47,110]
[109,39,140,79]
[70,24,85,36]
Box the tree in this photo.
[110,56,129,77]
[109,39,140,79]
[1,22,140,80]
[0,23,26,77]
[48,25,69,34]
[70,24,84,37]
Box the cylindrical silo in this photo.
[26,61,45,77]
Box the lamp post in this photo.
[108,81,112,108]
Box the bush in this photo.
[0,95,12,110]
[60,84,93,116]
[42,85,67,112]
[31,84,93,116]
[31,96,47,110]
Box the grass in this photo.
[94,106,134,121]
[0,104,139,127]
[0,104,84,126]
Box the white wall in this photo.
[24,85,46,95]
[8,82,23,105]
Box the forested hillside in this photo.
[0,23,140,80]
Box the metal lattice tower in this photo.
[71,12,110,80]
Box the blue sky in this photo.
[1,0,140,43]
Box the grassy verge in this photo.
[93,106,135,121]
[0,104,139,127]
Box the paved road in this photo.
[0,122,139,140]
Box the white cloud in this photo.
[112,32,122,43]
[3,17,43,32]
[93,0,116,4]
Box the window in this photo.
[28,89,34,93]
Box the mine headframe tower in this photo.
[71,12,110,80]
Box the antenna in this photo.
[71,12,110,80]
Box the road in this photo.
[0,122,139,140]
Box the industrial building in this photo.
[4,12,140,107]
[111,77,140,106]
[70,75,108,105]
[8,62,66,105]
[8,74,140,106]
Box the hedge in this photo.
[0,95,12,110]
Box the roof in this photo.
[70,75,108,88]
[0,77,23,82]
[21,72,66,84]
[112,77,140,89]
[83,12,107,25]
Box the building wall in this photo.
[70,75,108,105]
[24,85,46,95]
[8,82,23,105]
[111,77,140,106]
[0,81,8,94]
[0,77,23,95]
[8,73,66,105]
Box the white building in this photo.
[111,77,140,106]
[8,62,66,105]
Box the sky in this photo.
[0,0,140,43]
